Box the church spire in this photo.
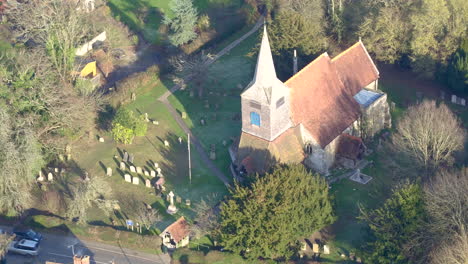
[253,25,277,86]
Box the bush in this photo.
[111,107,147,144]
[112,123,134,144]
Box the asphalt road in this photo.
[2,227,170,264]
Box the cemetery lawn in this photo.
[168,29,258,176]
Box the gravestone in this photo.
[156,168,162,175]
[99,137,105,143]
[222,140,227,146]
[312,243,319,253]
[356,257,362,263]
[129,154,134,163]
[182,112,187,119]
[84,172,90,181]
[461,98,466,106]
[210,151,216,160]
[164,140,170,147]
[185,199,191,206]
[178,137,182,144]
[59,154,64,161]
[323,245,330,254]
[48,172,54,182]
[154,162,159,168]
[153,120,159,125]
[130,166,136,173]
[37,171,44,182]
[136,167,142,174]
[452,95,457,103]
[200,119,205,126]
[123,152,129,162]
[145,179,151,188]
[440,91,445,100]
[144,170,149,176]
[145,113,149,122]
[150,170,156,177]
[120,162,126,170]
[132,176,139,185]
[176,196,182,204]
[67,154,72,161]
[124,174,131,182]
[106,167,112,176]
[131,92,136,101]
[55,168,59,173]
[166,191,178,214]
[300,242,307,251]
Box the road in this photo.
[2,226,170,264]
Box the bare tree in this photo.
[392,100,465,169]
[0,232,14,260]
[6,0,93,80]
[134,203,162,231]
[190,195,219,239]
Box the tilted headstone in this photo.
[136,167,142,174]
[164,140,170,147]
[323,245,330,254]
[132,176,139,185]
[145,179,151,188]
[48,172,54,181]
[452,95,457,103]
[130,166,136,173]
[106,167,112,176]
[150,170,156,177]
[120,162,126,170]
[123,152,129,162]
[124,174,131,182]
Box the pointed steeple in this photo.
[253,25,277,86]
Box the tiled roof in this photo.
[162,217,190,243]
[237,127,304,174]
[286,54,361,148]
[332,41,379,95]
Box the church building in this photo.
[230,27,391,176]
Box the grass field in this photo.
[167,29,258,176]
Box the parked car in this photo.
[13,229,42,242]
[8,239,39,256]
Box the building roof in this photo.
[286,54,361,148]
[237,127,305,174]
[161,217,190,243]
[332,41,380,95]
[354,89,383,107]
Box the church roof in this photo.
[241,26,289,105]
[160,216,190,243]
[237,127,304,174]
[286,53,362,148]
[333,41,380,95]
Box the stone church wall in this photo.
[299,124,338,175]
[361,93,391,138]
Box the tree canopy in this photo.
[111,107,147,144]
[219,164,335,260]
[164,0,198,46]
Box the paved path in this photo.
[2,226,170,264]
[157,17,265,186]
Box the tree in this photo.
[0,232,14,262]
[134,203,161,231]
[422,169,468,264]
[0,108,43,215]
[446,40,468,95]
[392,100,465,170]
[359,183,426,264]
[111,107,147,144]
[164,0,198,46]
[66,176,118,225]
[219,164,335,260]
[6,0,93,81]
[190,195,219,239]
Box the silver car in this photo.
[8,239,39,256]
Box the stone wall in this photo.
[361,93,391,138]
[299,124,338,175]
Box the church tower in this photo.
[240,26,291,141]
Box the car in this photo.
[8,239,39,256]
[13,229,42,242]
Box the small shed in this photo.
[160,216,190,249]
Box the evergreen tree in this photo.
[446,40,468,95]
[111,107,147,144]
[164,0,198,46]
[359,183,426,264]
[219,164,335,260]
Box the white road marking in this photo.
[47,252,107,264]
[85,245,161,263]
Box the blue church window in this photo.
[250,112,260,126]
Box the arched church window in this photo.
[305,143,313,154]
[250,112,260,126]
